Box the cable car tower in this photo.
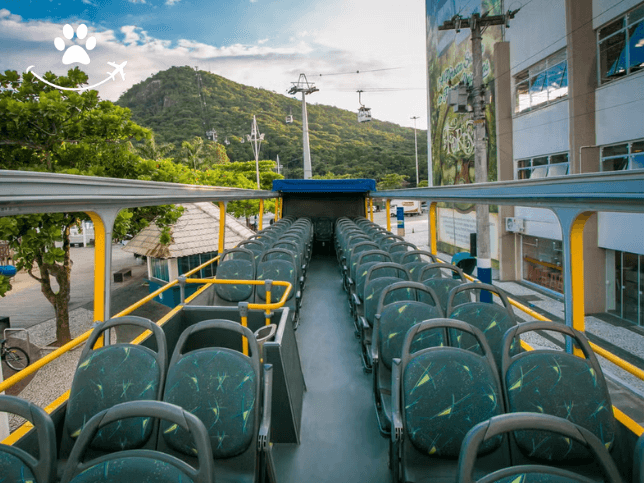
[357,90,372,123]
[288,73,318,179]
[285,106,293,124]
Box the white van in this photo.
[389,200,422,217]
[69,221,95,247]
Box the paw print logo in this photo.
[54,24,96,65]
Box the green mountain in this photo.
[116,66,428,182]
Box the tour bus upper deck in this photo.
[1,171,644,482]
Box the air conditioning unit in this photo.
[505,217,525,233]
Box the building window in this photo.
[522,235,564,293]
[516,152,569,179]
[151,257,169,282]
[179,251,218,278]
[514,49,568,114]
[598,3,644,85]
[611,250,643,325]
[600,139,644,171]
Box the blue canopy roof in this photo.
[272,179,376,193]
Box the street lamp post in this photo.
[247,115,265,189]
[411,116,420,186]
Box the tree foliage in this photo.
[0,68,183,342]
[377,173,409,190]
[117,66,429,184]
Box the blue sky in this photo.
[0,0,428,128]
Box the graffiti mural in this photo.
[426,0,502,188]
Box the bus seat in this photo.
[212,248,256,306]
[360,263,410,370]
[0,395,56,483]
[348,241,379,287]
[634,432,644,483]
[237,240,265,271]
[391,319,506,483]
[458,413,624,483]
[271,241,306,290]
[62,316,167,457]
[257,250,300,327]
[371,282,444,436]
[387,242,419,264]
[61,401,214,483]
[400,250,439,281]
[502,321,617,465]
[351,250,392,322]
[378,234,405,251]
[160,320,273,483]
[419,263,468,312]
[446,283,519,369]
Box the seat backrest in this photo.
[378,234,404,250]
[398,319,505,458]
[237,240,265,269]
[387,241,419,263]
[349,241,380,280]
[65,316,167,452]
[418,262,466,282]
[401,251,439,281]
[501,321,616,462]
[375,282,445,369]
[458,413,624,483]
[421,278,469,313]
[62,401,214,483]
[355,253,394,300]
[162,320,261,460]
[257,249,297,301]
[446,283,518,369]
[214,249,255,303]
[363,263,410,326]
[0,395,56,483]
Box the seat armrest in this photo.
[351,293,361,307]
[347,276,354,287]
[391,359,403,442]
[258,364,273,452]
[360,316,369,330]
[296,290,302,300]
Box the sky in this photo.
[0,0,429,130]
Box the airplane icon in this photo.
[107,61,127,81]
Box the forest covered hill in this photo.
[116,66,428,182]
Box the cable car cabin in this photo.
[358,106,372,122]
[285,115,293,124]
[1,172,644,483]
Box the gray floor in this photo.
[272,255,391,482]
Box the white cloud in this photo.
[127,0,147,3]
[165,0,181,5]
[81,0,97,5]
[0,3,427,130]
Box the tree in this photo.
[132,136,175,161]
[377,173,408,190]
[0,68,181,343]
[418,180,429,188]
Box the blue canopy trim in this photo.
[272,179,376,193]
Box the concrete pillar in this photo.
[494,42,517,281]
[566,0,605,312]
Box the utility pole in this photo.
[276,154,282,175]
[247,115,265,189]
[439,9,518,302]
[288,74,318,179]
[410,116,420,186]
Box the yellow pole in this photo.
[386,200,391,232]
[275,198,280,221]
[218,202,226,254]
[364,198,369,218]
[369,198,374,222]
[570,212,591,356]
[265,287,271,325]
[241,315,249,356]
[429,202,438,255]
[258,200,264,231]
[87,212,106,326]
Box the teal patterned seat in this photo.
[63,317,167,454]
[159,320,274,483]
[391,319,505,483]
[447,283,519,369]
[457,413,624,483]
[387,242,418,264]
[61,401,214,483]
[213,249,255,304]
[400,250,439,281]
[502,322,616,463]
[237,240,265,271]
[257,249,299,324]
[371,282,444,435]
[0,395,56,483]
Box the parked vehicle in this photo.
[389,199,421,216]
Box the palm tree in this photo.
[134,136,175,161]
[181,136,205,171]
